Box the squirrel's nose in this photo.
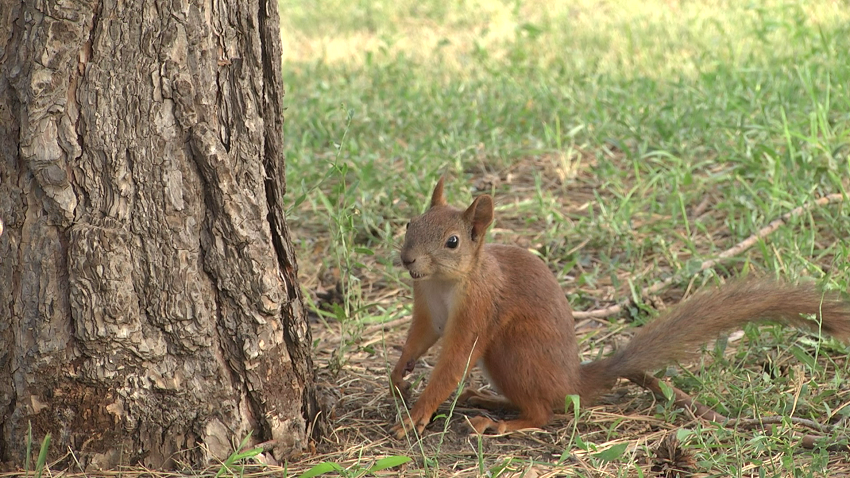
[401,253,416,267]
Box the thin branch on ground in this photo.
[574,193,847,319]
[629,372,850,452]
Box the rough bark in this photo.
[0,0,319,469]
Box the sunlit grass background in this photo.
[279,0,850,475]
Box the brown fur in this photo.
[391,178,850,437]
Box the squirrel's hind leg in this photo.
[458,389,518,411]
[467,401,552,435]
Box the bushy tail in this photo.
[580,280,850,399]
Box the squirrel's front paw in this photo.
[390,378,412,402]
[391,414,428,439]
[390,361,415,401]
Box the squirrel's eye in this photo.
[405,222,410,230]
[445,235,459,249]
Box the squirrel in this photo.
[390,177,850,438]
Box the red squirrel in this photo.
[390,177,850,438]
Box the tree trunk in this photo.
[0,0,320,469]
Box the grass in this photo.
[279,0,850,476]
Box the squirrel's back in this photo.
[485,243,572,311]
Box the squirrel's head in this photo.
[400,177,494,281]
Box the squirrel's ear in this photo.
[430,176,447,207]
[463,194,494,241]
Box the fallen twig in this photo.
[574,192,846,319]
[629,371,850,452]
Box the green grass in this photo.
[280,0,850,475]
